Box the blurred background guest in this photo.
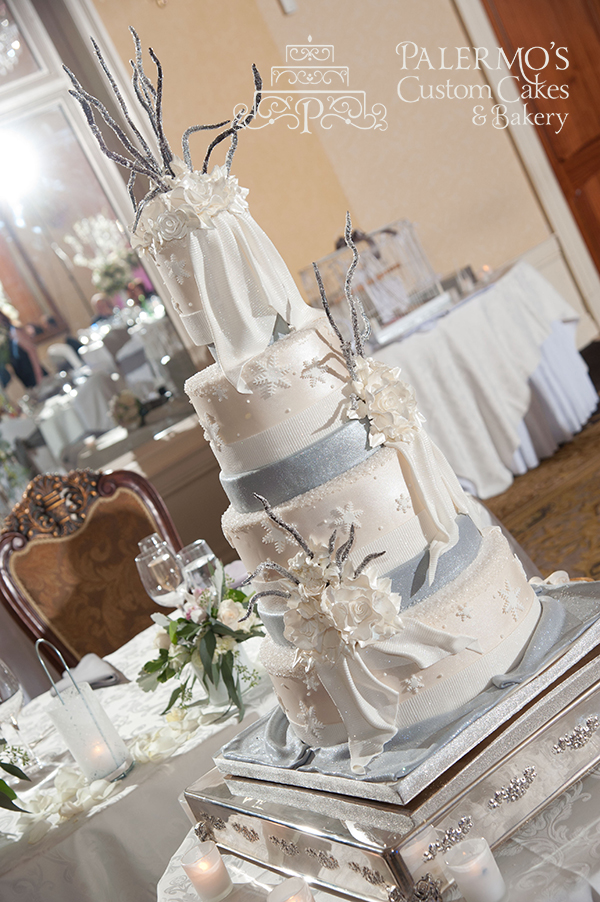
[91,293,116,324]
[0,308,45,389]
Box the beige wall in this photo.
[90,0,349,291]
[256,0,551,276]
[91,0,552,288]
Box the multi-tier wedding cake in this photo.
[69,33,544,775]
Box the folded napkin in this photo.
[50,653,129,696]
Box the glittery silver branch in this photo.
[238,588,291,622]
[66,27,255,226]
[254,493,314,558]
[311,212,371,382]
[241,560,301,586]
[312,261,356,381]
[344,212,371,355]
[335,523,355,568]
[354,550,386,578]
[202,63,263,174]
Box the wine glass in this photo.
[177,539,216,595]
[135,533,185,608]
[0,658,23,748]
[0,657,40,774]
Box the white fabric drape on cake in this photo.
[168,210,318,391]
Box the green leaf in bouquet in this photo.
[141,651,169,673]
[161,684,185,715]
[137,669,162,692]
[210,621,238,638]
[0,760,30,782]
[151,613,171,628]
[220,651,244,721]
[168,620,179,643]
[198,631,216,684]
[226,589,248,607]
[0,778,25,811]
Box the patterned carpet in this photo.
[485,406,600,580]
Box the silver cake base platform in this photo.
[216,584,600,805]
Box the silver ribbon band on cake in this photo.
[220,418,378,513]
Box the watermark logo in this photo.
[237,36,387,134]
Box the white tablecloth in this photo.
[0,628,273,902]
[373,263,598,498]
[35,372,124,463]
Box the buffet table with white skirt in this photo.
[373,263,598,499]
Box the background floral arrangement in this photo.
[109,389,145,429]
[64,213,138,295]
[138,560,263,720]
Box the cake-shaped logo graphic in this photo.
[235,36,387,134]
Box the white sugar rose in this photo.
[349,356,425,446]
[156,209,191,242]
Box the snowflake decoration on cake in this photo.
[251,361,292,399]
[455,603,473,622]
[304,669,322,695]
[301,357,330,388]
[395,494,410,515]
[294,700,325,743]
[261,522,296,554]
[208,383,229,402]
[403,675,425,695]
[498,581,524,622]
[201,413,222,451]
[163,254,190,284]
[321,502,363,536]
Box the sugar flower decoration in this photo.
[348,356,425,447]
[241,494,402,666]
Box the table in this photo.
[373,263,598,499]
[34,371,125,464]
[0,628,273,902]
[157,762,600,902]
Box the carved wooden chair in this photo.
[0,470,183,670]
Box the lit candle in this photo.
[181,842,233,902]
[267,877,315,902]
[444,837,506,902]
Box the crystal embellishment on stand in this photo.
[422,816,473,861]
[553,714,600,754]
[487,765,537,809]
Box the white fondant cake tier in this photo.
[259,528,540,747]
[185,317,349,472]
[222,446,430,578]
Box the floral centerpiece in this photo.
[138,560,263,721]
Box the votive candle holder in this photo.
[47,681,133,783]
[444,836,506,902]
[181,841,233,902]
[267,876,315,902]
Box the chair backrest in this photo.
[46,343,82,372]
[0,469,182,670]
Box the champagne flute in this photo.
[135,533,185,607]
